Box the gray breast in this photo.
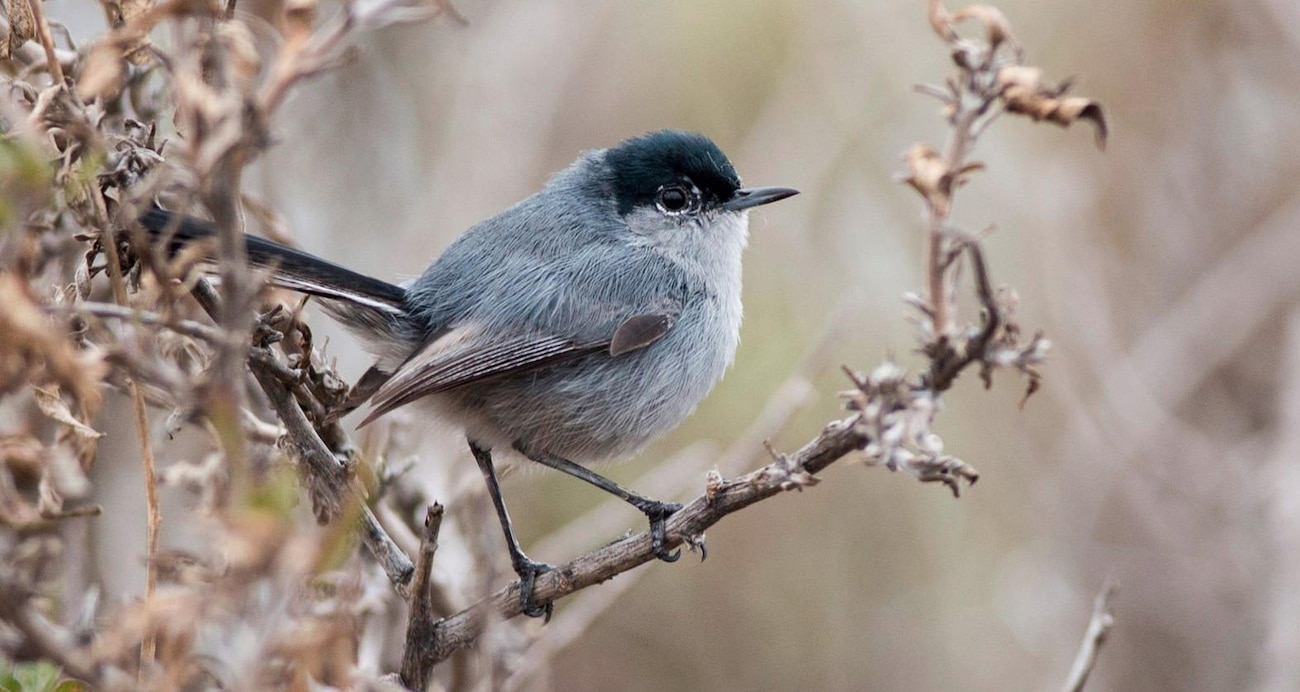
[435,291,739,464]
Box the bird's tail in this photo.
[138,208,409,315]
[136,207,418,371]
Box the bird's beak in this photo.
[722,186,800,212]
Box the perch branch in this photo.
[412,416,869,667]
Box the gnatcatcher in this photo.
[141,130,798,618]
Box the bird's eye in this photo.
[656,185,694,214]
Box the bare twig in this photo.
[1061,582,1118,692]
[901,1,1089,403]
[183,275,417,591]
[23,0,65,85]
[51,301,225,342]
[400,503,445,690]
[201,163,256,495]
[927,239,1000,390]
[89,180,164,672]
[0,576,101,685]
[249,355,415,587]
[129,378,160,669]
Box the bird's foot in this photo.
[512,557,555,621]
[634,500,684,562]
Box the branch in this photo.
[248,354,415,588]
[50,302,225,343]
[399,503,445,690]
[23,0,66,85]
[501,322,841,689]
[1061,581,1117,692]
[188,280,415,588]
[404,2,1110,673]
[0,576,102,685]
[413,415,868,667]
[86,162,164,673]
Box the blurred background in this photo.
[41,0,1300,689]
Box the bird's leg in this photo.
[468,440,554,621]
[516,445,684,563]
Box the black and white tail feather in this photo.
[139,208,411,339]
[139,208,406,310]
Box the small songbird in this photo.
[142,130,798,618]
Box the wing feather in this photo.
[358,309,679,427]
[359,325,602,426]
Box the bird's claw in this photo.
[639,500,683,563]
[513,557,555,621]
[682,532,708,561]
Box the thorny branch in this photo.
[248,343,415,588]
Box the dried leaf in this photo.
[78,0,160,98]
[997,65,1109,150]
[32,386,104,439]
[950,5,1015,49]
[1054,97,1108,150]
[2,0,38,59]
[927,0,955,42]
[115,0,155,64]
[77,43,125,101]
[998,64,1044,93]
[0,274,107,406]
[99,0,155,65]
[902,143,951,214]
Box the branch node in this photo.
[762,440,820,491]
[704,467,725,504]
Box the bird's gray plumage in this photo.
[141,131,777,464]
[351,144,752,461]
[138,129,797,617]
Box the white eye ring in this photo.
[656,183,699,215]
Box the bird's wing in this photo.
[358,312,675,427]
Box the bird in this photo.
[140,130,799,618]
